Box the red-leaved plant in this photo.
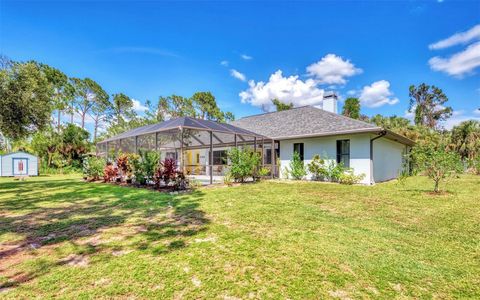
[153,158,181,188]
[103,163,119,183]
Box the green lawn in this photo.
[0,175,479,299]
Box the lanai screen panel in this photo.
[120,137,135,153]
[138,133,156,152]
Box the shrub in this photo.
[116,153,139,181]
[83,156,105,181]
[131,150,160,185]
[286,151,306,180]
[227,148,261,183]
[338,169,365,185]
[103,162,118,183]
[307,154,329,181]
[468,156,480,175]
[412,143,463,193]
[223,173,234,186]
[257,167,270,178]
[153,158,178,187]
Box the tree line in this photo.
[0,56,234,171]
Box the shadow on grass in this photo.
[0,178,209,290]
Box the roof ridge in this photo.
[237,105,377,128]
[236,105,313,120]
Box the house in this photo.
[0,151,39,177]
[96,93,414,185]
[231,97,414,184]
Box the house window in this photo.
[336,140,350,168]
[212,150,227,165]
[196,153,200,164]
[293,143,304,161]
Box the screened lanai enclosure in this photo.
[96,117,277,184]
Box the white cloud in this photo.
[240,54,252,60]
[239,70,325,112]
[230,69,247,82]
[359,80,399,108]
[132,99,148,112]
[306,54,362,85]
[346,89,357,96]
[220,60,229,66]
[473,109,480,115]
[429,24,480,50]
[442,110,480,129]
[429,41,480,77]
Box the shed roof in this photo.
[98,116,266,144]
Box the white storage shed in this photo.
[0,152,39,177]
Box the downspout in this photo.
[370,130,387,185]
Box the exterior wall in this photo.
[278,134,372,184]
[0,152,38,176]
[372,138,406,183]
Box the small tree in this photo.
[227,148,260,183]
[412,144,463,193]
[287,151,306,180]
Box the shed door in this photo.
[13,158,28,176]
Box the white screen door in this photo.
[13,158,28,175]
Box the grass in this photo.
[0,174,479,299]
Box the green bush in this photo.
[307,154,329,181]
[286,151,306,180]
[83,156,106,181]
[338,169,365,185]
[131,150,160,185]
[227,148,261,183]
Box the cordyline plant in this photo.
[412,142,463,193]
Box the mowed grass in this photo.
[0,175,479,299]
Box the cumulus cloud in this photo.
[220,60,229,66]
[132,99,148,112]
[239,70,324,112]
[240,54,252,60]
[359,80,399,108]
[429,41,480,77]
[429,24,480,50]
[442,110,480,129]
[230,69,247,82]
[306,54,362,85]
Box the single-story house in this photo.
[232,105,414,185]
[96,93,414,185]
[0,151,39,177]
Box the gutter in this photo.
[369,130,387,185]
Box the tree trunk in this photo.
[434,179,440,193]
[94,120,98,142]
[57,110,62,131]
[81,111,86,129]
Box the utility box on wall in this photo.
[0,152,39,177]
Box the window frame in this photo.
[336,139,350,168]
[293,143,304,161]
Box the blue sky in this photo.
[1,0,479,135]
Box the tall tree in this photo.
[157,95,195,120]
[191,91,223,120]
[409,83,452,129]
[112,93,135,126]
[450,120,480,161]
[0,61,53,140]
[272,98,293,111]
[71,78,106,129]
[89,89,111,141]
[342,97,361,119]
[41,64,74,131]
